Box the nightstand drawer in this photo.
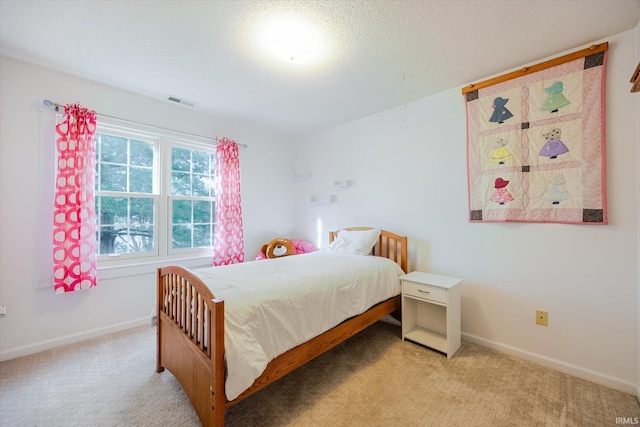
[403,281,447,304]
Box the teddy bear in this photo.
[261,238,295,259]
[256,238,318,260]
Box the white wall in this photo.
[635,19,640,402]
[0,57,295,360]
[292,29,639,393]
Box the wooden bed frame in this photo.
[156,227,408,426]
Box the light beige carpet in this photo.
[1,318,638,426]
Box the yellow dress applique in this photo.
[489,138,513,164]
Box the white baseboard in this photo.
[462,332,637,395]
[0,317,150,362]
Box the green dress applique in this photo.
[540,81,570,113]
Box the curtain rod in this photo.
[41,99,248,149]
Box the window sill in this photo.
[98,255,214,280]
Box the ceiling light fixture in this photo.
[260,16,322,64]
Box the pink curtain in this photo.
[212,137,245,265]
[52,104,98,293]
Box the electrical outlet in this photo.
[0,305,6,318]
[33,276,53,289]
[536,310,548,326]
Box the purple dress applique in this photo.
[539,128,569,159]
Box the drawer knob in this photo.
[418,289,430,294]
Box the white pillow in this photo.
[326,228,381,255]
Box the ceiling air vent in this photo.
[166,96,196,107]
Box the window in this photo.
[93,121,216,267]
[169,146,216,251]
[95,131,157,258]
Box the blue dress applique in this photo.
[489,97,514,124]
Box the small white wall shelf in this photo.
[293,173,312,182]
[309,195,335,204]
[333,180,352,188]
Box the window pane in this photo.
[193,224,211,247]
[130,198,154,223]
[98,196,128,224]
[171,147,215,197]
[127,197,155,253]
[172,147,190,171]
[128,223,155,253]
[97,195,128,255]
[201,175,216,197]
[171,172,191,196]
[130,139,153,167]
[192,150,209,174]
[99,134,127,164]
[129,167,153,193]
[172,225,192,249]
[100,164,127,192]
[193,200,211,223]
[170,198,214,249]
[96,196,155,255]
[192,174,209,196]
[172,200,192,224]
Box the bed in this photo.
[156,227,408,426]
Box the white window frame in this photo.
[94,117,217,278]
[164,140,217,257]
[95,124,160,263]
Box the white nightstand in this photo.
[400,271,462,359]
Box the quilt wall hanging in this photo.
[462,42,608,224]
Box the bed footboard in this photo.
[157,266,226,427]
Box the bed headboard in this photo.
[329,227,408,273]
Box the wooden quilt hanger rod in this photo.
[462,42,609,94]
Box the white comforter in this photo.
[193,251,404,401]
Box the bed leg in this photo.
[211,398,225,427]
[211,298,226,427]
[156,316,163,373]
[156,267,164,373]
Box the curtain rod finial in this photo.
[41,99,61,111]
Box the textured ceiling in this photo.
[1,0,639,138]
